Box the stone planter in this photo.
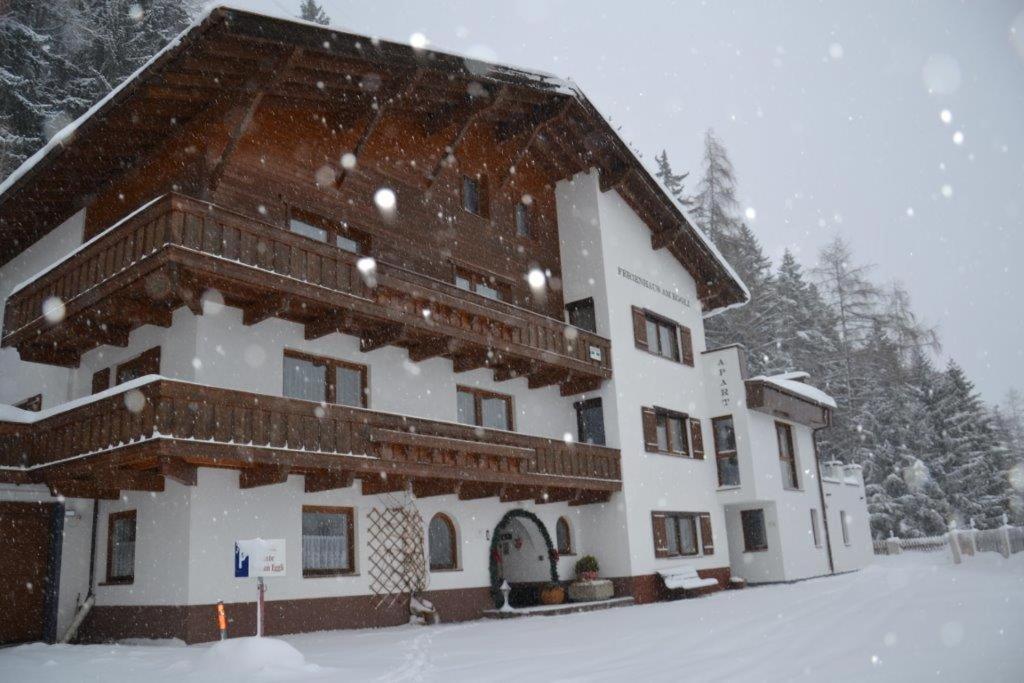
[568,579,614,603]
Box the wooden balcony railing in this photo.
[0,379,620,502]
[2,194,611,394]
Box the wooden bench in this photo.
[656,566,719,596]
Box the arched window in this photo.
[429,513,457,570]
[556,517,573,555]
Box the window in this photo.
[840,511,851,546]
[106,510,136,583]
[288,208,368,255]
[631,307,694,365]
[556,517,573,555]
[515,201,532,237]
[116,347,160,385]
[429,513,458,570]
[776,422,800,489]
[92,368,111,394]
[283,351,368,407]
[302,506,354,576]
[453,266,506,301]
[641,407,689,455]
[810,509,822,548]
[575,398,605,446]
[456,386,513,431]
[652,511,712,558]
[14,394,41,412]
[713,416,740,487]
[461,175,489,217]
[741,509,768,552]
[566,297,597,334]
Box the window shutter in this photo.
[641,407,659,452]
[92,368,111,394]
[631,306,648,350]
[680,325,694,366]
[652,512,669,558]
[689,418,704,459]
[699,513,714,555]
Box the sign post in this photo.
[234,538,286,637]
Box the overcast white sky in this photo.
[238,0,1024,403]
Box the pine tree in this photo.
[299,0,331,25]
[653,150,692,207]
[929,361,1013,528]
[691,128,740,243]
[768,250,841,382]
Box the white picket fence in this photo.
[874,524,1024,559]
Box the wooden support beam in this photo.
[599,160,631,193]
[47,481,119,500]
[242,296,288,326]
[360,473,407,496]
[560,375,603,397]
[407,336,459,363]
[536,488,582,505]
[499,485,540,503]
[411,479,460,499]
[528,367,570,390]
[569,490,612,507]
[112,299,173,328]
[359,323,405,353]
[425,86,507,187]
[19,344,80,368]
[493,359,534,383]
[495,98,573,190]
[304,311,354,340]
[304,470,354,493]
[160,458,197,486]
[239,465,290,489]
[651,226,681,251]
[452,348,491,373]
[457,481,502,500]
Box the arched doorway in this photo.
[489,509,558,607]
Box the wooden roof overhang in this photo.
[0,6,746,313]
[0,379,620,505]
[744,379,832,430]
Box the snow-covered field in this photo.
[3,553,1022,682]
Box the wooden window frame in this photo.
[456,385,514,432]
[565,297,597,334]
[712,415,740,487]
[115,347,161,385]
[287,205,370,255]
[641,406,690,456]
[92,368,112,394]
[452,264,510,302]
[741,509,769,553]
[14,394,41,412]
[631,306,694,366]
[283,349,369,408]
[810,509,822,548]
[775,421,800,490]
[428,512,459,571]
[575,397,605,446]
[555,516,574,556]
[105,509,137,585]
[461,174,490,218]
[302,505,356,577]
[651,511,711,558]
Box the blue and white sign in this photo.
[234,538,286,578]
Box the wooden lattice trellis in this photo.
[367,504,427,609]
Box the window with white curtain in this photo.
[302,507,353,576]
[284,354,327,402]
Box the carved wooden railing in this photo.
[2,194,612,380]
[0,379,621,490]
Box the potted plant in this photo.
[575,555,599,582]
[540,582,566,605]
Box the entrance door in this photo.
[0,502,56,644]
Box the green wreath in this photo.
[488,508,560,607]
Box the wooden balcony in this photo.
[2,194,611,395]
[0,379,621,503]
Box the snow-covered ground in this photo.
[3,552,1022,682]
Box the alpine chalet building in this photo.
[0,7,872,645]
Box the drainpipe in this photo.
[812,430,835,575]
[60,498,99,643]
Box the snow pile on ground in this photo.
[1,552,1021,682]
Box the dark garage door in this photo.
[0,502,58,644]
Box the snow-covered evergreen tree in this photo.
[653,149,692,207]
[691,128,740,243]
[299,0,331,25]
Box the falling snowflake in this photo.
[42,296,65,323]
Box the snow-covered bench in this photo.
[656,566,719,595]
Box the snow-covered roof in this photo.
[748,373,837,409]
[0,3,748,312]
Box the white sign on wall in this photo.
[234,538,286,578]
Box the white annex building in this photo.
[0,6,872,645]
